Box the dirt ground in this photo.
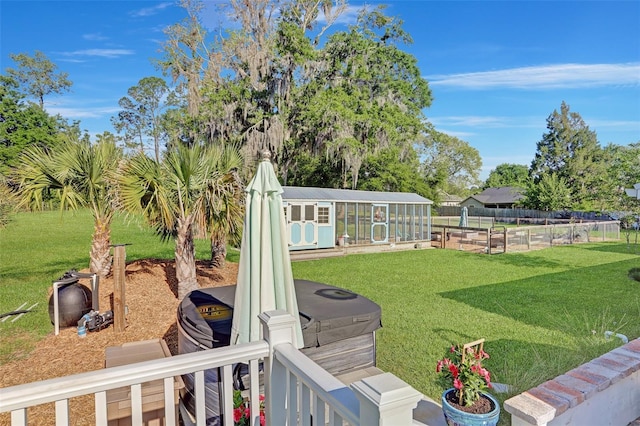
[0,259,238,425]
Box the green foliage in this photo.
[522,173,572,211]
[0,76,62,173]
[5,50,72,109]
[530,101,604,210]
[419,127,482,196]
[483,164,530,190]
[359,147,433,198]
[12,136,123,275]
[597,143,640,211]
[283,151,342,188]
[0,174,17,228]
[13,137,121,215]
[168,1,431,191]
[111,77,172,162]
[294,5,432,188]
[117,144,244,297]
[118,144,242,237]
[436,342,492,406]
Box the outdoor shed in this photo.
[281,186,433,251]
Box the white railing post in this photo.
[259,310,298,426]
[351,373,423,426]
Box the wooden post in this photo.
[352,373,422,426]
[527,228,531,250]
[442,227,446,249]
[503,228,508,253]
[112,244,127,332]
[461,338,485,364]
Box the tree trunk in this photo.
[210,238,227,269]
[175,216,198,300]
[90,219,112,278]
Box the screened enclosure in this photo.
[282,186,433,251]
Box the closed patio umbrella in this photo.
[459,206,468,228]
[231,151,303,348]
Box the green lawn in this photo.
[0,210,217,363]
[1,210,639,423]
[291,242,640,413]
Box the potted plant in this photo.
[233,390,265,426]
[436,338,500,426]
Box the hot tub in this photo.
[177,279,381,425]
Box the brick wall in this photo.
[504,338,640,426]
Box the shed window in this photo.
[318,207,330,224]
[305,205,315,221]
[291,205,301,221]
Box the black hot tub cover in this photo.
[177,279,382,349]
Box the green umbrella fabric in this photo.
[459,206,468,228]
[230,154,303,348]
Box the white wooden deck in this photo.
[336,366,447,426]
[0,311,426,426]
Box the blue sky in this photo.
[1,1,639,181]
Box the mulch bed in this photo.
[0,259,238,425]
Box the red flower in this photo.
[481,367,491,384]
[454,378,463,390]
[435,340,493,407]
[233,407,244,423]
[448,363,459,378]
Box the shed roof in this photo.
[282,186,432,204]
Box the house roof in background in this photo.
[442,194,464,202]
[282,186,433,204]
[465,187,525,204]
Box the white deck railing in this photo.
[0,310,422,426]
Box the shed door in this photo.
[286,203,318,249]
[371,204,388,243]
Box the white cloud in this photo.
[427,63,640,90]
[46,106,120,119]
[83,33,108,41]
[430,116,514,128]
[435,129,475,139]
[587,119,640,131]
[59,49,135,58]
[130,2,173,18]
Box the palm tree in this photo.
[117,143,244,299]
[14,138,122,277]
[205,149,244,268]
